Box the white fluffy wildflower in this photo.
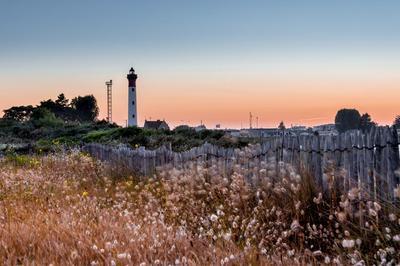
[290,220,301,233]
[389,213,397,221]
[70,250,78,260]
[223,232,232,241]
[210,214,218,222]
[182,257,187,264]
[386,247,395,255]
[393,235,400,242]
[337,212,346,222]
[117,253,131,260]
[313,193,322,204]
[348,188,358,201]
[342,239,355,248]
[368,208,377,217]
[221,257,229,265]
[313,250,322,256]
[373,202,381,211]
[261,248,267,255]
[232,221,238,228]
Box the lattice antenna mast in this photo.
[249,112,253,129]
[105,80,113,123]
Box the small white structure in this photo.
[127,68,138,127]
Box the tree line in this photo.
[2,93,99,126]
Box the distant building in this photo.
[287,125,309,136]
[226,128,281,138]
[313,123,338,136]
[251,128,282,137]
[144,120,170,130]
[290,125,307,131]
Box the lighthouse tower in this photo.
[127,67,138,127]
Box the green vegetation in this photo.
[79,125,249,152]
[0,119,248,152]
[0,94,248,153]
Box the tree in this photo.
[278,121,286,130]
[55,93,69,107]
[30,107,63,127]
[3,105,34,122]
[359,113,376,132]
[335,109,361,133]
[39,94,73,121]
[71,95,99,122]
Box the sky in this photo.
[0,0,399,129]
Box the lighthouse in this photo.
[127,67,138,127]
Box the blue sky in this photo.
[2,1,399,60]
[1,1,400,127]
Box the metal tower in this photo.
[105,80,113,123]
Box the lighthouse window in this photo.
[132,88,135,92]
[132,114,135,118]
[132,100,135,105]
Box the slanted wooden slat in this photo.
[82,127,400,203]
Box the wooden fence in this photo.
[83,126,400,202]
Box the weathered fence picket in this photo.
[82,126,400,202]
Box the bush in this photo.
[31,108,64,128]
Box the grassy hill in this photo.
[0,119,249,153]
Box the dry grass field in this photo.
[0,151,399,265]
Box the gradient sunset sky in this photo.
[1,1,399,128]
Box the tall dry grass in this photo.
[0,151,399,265]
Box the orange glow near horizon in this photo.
[119,71,400,128]
[1,71,399,129]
